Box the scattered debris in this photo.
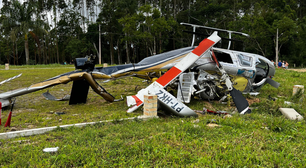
[191,119,200,123]
[223,114,232,118]
[243,92,260,96]
[55,112,65,115]
[284,101,293,105]
[279,108,304,121]
[207,119,217,124]
[43,147,59,153]
[268,95,276,101]
[206,123,220,128]
[193,124,200,128]
[194,108,229,115]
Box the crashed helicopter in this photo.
[0,23,279,117]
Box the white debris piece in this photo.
[279,108,303,121]
[43,147,59,153]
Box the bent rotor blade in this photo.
[211,51,251,114]
[230,88,251,114]
[126,31,221,113]
[0,73,22,86]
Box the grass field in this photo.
[0,64,306,167]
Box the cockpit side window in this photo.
[237,54,252,67]
[214,51,233,64]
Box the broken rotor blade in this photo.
[230,88,251,114]
[126,31,221,113]
[211,51,251,114]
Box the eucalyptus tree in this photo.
[9,28,19,65]
[1,0,38,65]
[119,4,172,62]
[57,7,90,62]
[0,13,19,65]
[98,0,138,64]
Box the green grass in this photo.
[1,66,306,167]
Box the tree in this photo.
[1,0,37,65]
[65,37,94,60]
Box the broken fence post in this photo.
[143,94,158,116]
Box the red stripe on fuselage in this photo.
[192,39,215,56]
[156,67,182,87]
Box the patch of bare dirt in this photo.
[289,69,306,72]
[247,98,260,105]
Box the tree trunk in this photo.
[153,37,156,55]
[16,43,19,65]
[38,42,41,64]
[6,43,10,63]
[110,34,114,65]
[275,28,279,63]
[34,49,37,64]
[159,32,162,54]
[173,36,175,50]
[46,37,49,64]
[125,33,130,63]
[13,43,16,65]
[43,37,46,64]
[56,40,59,64]
[25,34,30,65]
[117,39,121,64]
